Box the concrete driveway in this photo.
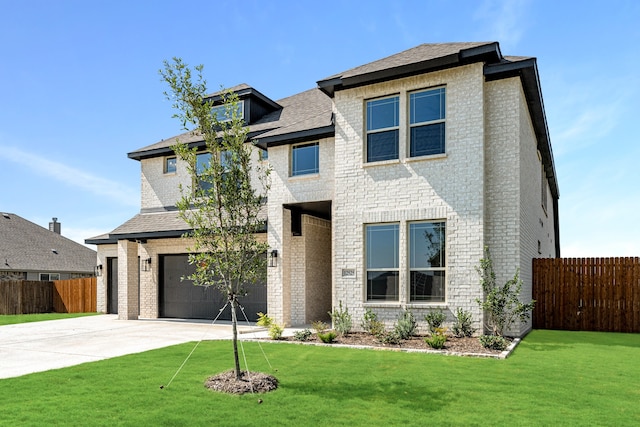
[0,314,264,379]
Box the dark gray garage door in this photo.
[159,254,266,321]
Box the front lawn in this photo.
[0,330,638,426]
[0,312,98,326]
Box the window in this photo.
[291,142,319,176]
[409,88,446,157]
[260,148,268,161]
[196,152,212,191]
[366,96,399,162]
[212,101,243,122]
[165,157,177,174]
[39,273,60,281]
[409,221,445,302]
[366,224,399,301]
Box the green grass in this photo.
[0,312,98,326]
[1,330,639,426]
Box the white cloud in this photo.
[473,0,530,50]
[0,145,138,208]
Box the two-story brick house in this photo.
[88,41,559,336]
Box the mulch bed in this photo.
[274,332,507,356]
[205,370,278,395]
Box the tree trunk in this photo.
[230,295,242,380]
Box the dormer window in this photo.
[212,101,244,122]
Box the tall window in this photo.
[409,87,446,157]
[409,221,446,302]
[291,142,319,176]
[212,101,244,122]
[366,96,399,162]
[196,152,212,191]
[366,224,399,301]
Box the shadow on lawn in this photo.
[523,329,640,352]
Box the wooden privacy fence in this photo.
[533,257,640,333]
[53,278,97,313]
[0,278,96,314]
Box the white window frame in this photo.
[408,87,446,158]
[291,142,319,176]
[365,95,400,162]
[408,220,446,302]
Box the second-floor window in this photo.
[212,101,244,122]
[409,87,446,157]
[291,142,319,176]
[196,152,212,191]
[366,96,399,162]
[164,156,177,174]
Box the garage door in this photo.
[159,254,266,321]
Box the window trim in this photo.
[164,156,177,174]
[408,220,446,303]
[365,223,400,302]
[365,95,400,163]
[291,141,319,177]
[212,100,244,122]
[408,87,446,158]
[39,273,60,281]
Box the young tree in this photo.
[475,247,536,337]
[160,58,270,380]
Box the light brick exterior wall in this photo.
[331,63,486,332]
[267,137,335,325]
[140,146,267,210]
[484,78,557,336]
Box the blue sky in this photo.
[0,0,638,257]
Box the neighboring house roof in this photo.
[0,213,96,272]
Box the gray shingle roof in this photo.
[0,213,96,273]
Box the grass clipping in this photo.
[204,370,278,395]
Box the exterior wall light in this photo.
[95,264,103,277]
[141,257,152,272]
[269,250,278,267]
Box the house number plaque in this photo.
[341,268,356,279]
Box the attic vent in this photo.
[51,249,58,254]
[2,213,9,219]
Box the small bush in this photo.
[312,320,328,334]
[452,308,475,338]
[368,320,386,338]
[256,312,273,328]
[318,331,337,343]
[424,327,447,349]
[329,301,352,336]
[293,329,312,342]
[424,310,446,333]
[268,323,284,340]
[376,330,401,345]
[393,310,417,340]
[361,309,378,333]
[479,334,509,351]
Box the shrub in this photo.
[479,334,509,351]
[293,329,312,342]
[424,327,447,349]
[361,308,378,333]
[268,323,284,340]
[329,301,352,336]
[424,309,446,334]
[318,331,337,343]
[312,320,328,334]
[256,313,283,340]
[393,310,417,340]
[256,312,273,328]
[376,330,401,345]
[476,247,536,337]
[452,308,475,338]
[368,320,386,338]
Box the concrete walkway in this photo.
[0,314,267,379]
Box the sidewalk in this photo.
[0,314,268,379]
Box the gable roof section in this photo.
[128,87,333,160]
[317,42,501,96]
[0,213,96,272]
